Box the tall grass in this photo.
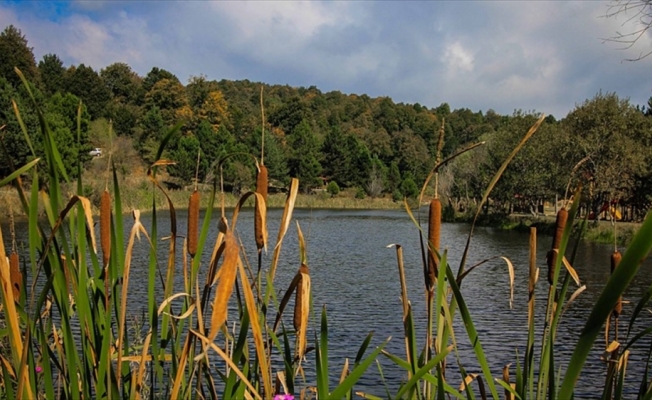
[1,71,652,399]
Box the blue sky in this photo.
[2,1,651,118]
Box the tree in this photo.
[64,64,111,119]
[605,0,652,60]
[100,62,144,105]
[0,77,39,177]
[145,78,189,126]
[288,119,321,193]
[45,92,93,177]
[563,92,652,210]
[38,53,66,96]
[143,67,179,92]
[0,25,38,88]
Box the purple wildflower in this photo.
[35,366,43,373]
[273,395,294,400]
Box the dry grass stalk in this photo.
[100,189,111,267]
[547,208,568,285]
[255,164,268,251]
[187,189,200,257]
[427,198,441,289]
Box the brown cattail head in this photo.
[551,208,568,249]
[293,263,310,331]
[255,164,268,250]
[100,190,111,267]
[427,198,441,289]
[611,251,623,317]
[187,189,200,257]
[9,252,21,300]
[547,208,568,285]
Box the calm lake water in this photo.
[6,208,652,397]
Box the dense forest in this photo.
[2,25,652,220]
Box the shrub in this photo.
[326,181,340,196]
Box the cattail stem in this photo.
[100,190,111,267]
[427,198,441,289]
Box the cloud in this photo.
[1,1,650,117]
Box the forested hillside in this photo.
[2,25,651,219]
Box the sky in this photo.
[1,0,651,119]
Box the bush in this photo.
[355,187,366,199]
[326,181,340,196]
[400,177,418,199]
[392,189,403,202]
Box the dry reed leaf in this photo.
[100,190,111,266]
[270,178,299,280]
[561,285,587,317]
[117,209,153,387]
[561,255,580,286]
[171,333,194,399]
[503,364,512,400]
[255,164,268,251]
[339,358,349,384]
[618,349,630,371]
[0,223,29,396]
[187,189,200,257]
[208,230,238,342]
[134,331,152,400]
[238,255,272,397]
[295,264,311,362]
[460,373,479,391]
[191,329,262,400]
[272,272,302,333]
[0,356,15,379]
[500,257,515,309]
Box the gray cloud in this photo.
[1,1,650,118]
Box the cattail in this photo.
[9,252,21,300]
[254,164,268,250]
[293,263,309,332]
[187,189,200,257]
[547,208,568,285]
[611,251,623,317]
[100,190,111,267]
[427,197,441,289]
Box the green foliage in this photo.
[399,175,418,199]
[326,181,340,196]
[45,92,92,177]
[63,64,110,119]
[38,53,66,96]
[288,119,322,193]
[0,25,38,88]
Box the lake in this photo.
[6,207,652,397]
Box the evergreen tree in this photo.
[38,53,66,96]
[288,119,321,193]
[0,25,38,88]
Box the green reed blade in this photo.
[354,332,374,366]
[11,99,36,158]
[329,339,389,400]
[559,210,652,397]
[316,305,330,396]
[0,158,39,188]
[393,345,452,399]
[445,263,500,399]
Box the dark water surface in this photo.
[6,208,652,398]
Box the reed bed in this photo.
[1,70,652,399]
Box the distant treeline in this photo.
[1,25,651,219]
